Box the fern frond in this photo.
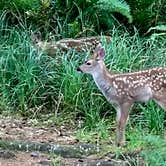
[147,25,166,39]
[96,0,133,23]
[147,25,166,33]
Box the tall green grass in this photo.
[0,23,166,136]
[0,27,62,114]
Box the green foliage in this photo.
[139,102,165,134]
[97,0,132,23]
[0,0,37,10]
[148,25,166,32]
[127,0,166,33]
[0,0,166,35]
[0,0,133,38]
[0,0,40,30]
[147,25,166,39]
[77,119,111,144]
[47,0,132,37]
[0,28,61,112]
[142,135,166,165]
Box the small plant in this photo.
[50,154,62,166]
[139,102,165,134]
[142,135,166,166]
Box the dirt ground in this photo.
[0,116,143,166]
[0,116,77,145]
[0,116,78,165]
[0,150,133,166]
[0,151,51,166]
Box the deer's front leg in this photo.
[115,102,133,146]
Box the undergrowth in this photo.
[0,23,166,164]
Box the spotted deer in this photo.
[77,44,166,146]
[31,32,111,56]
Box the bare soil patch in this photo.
[0,151,51,166]
[0,116,77,145]
[0,116,78,165]
[0,116,143,165]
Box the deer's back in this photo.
[107,67,166,104]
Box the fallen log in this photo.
[0,138,100,158]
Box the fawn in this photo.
[77,44,166,146]
[31,32,111,56]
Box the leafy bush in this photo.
[1,0,166,35]
[127,0,166,33]
[0,0,132,38]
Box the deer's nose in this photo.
[77,67,82,72]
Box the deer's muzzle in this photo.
[77,67,83,72]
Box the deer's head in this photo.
[77,44,106,75]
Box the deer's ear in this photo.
[95,44,105,60]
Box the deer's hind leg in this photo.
[153,91,166,111]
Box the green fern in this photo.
[127,0,166,34]
[0,0,133,37]
[96,0,133,23]
[147,25,166,39]
[147,25,166,33]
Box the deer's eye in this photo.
[86,62,92,66]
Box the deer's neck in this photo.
[92,65,113,94]
[92,65,119,104]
